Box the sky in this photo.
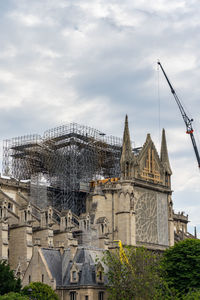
[0,0,200,235]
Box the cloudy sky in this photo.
[0,0,200,234]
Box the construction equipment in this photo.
[158,61,200,168]
[114,240,129,264]
[3,123,122,215]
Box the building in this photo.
[0,116,191,299]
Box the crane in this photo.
[114,240,135,274]
[157,61,200,168]
[114,240,129,264]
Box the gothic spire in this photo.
[160,128,172,175]
[121,115,132,163]
[120,115,133,179]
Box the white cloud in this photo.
[0,70,15,83]
[0,45,18,58]
[9,12,43,27]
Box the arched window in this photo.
[72,271,77,281]
[101,224,104,234]
[99,271,102,281]
[98,292,104,300]
[84,220,86,229]
[45,212,48,225]
[70,292,77,300]
[126,162,129,177]
[87,220,89,230]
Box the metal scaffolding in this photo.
[2,123,122,215]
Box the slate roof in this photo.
[41,246,107,288]
[41,248,62,285]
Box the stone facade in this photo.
[0,116,193,299]
[87,116,175,250]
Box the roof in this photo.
[41,246,108,288]
[41,248,62,285]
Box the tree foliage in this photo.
[0,261,21,295]
[104,246,170,300]
[0,292,28,300]
[161,239,200,293]
[182,289,200,300]
[22,282,59,300]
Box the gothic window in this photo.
[126,162,129,176]
[135,193,158,244]
[42,274,44,283]
[165,172,170,187]
[45,212,48,225]
[130,192,134,210]
[70,292,77,300]
[87,220,89,230]
[98,292,104,300]
[84,220,86,229]
[136,192,168,246]
[141,148,162,184]
[101,224,104,234]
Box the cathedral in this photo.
[0,116,191,300]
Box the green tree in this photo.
[0,261,21,295]
[0,292,28,300]
[182,289,200,300]
[104,246,171,300]
[162,239,200,294]
[22,282,59,300]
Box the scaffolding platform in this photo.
[3,123,123,215]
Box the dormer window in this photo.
[96,262,104,283]
[99,271,102,281]
[70,263,79,283]
[72,271,77,281]
[97,270,104,283]
[8,202,12,210]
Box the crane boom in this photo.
[158,61,200,168]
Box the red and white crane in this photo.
[158,61,200,168]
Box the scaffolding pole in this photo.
[2,123,123,215]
